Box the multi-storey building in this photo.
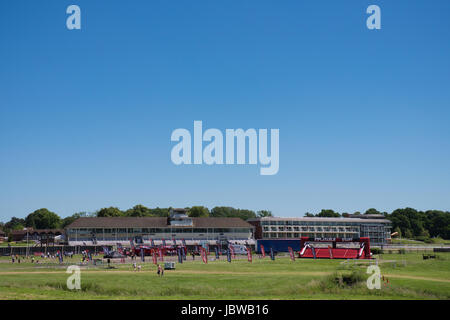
[247,215,391,246]
[65,208,254,246]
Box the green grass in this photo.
[0,253,449,300]
[391,237,450,245]
[0,242,33,247]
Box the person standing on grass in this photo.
[157,264,161,276]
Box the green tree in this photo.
[210,206,233,217]
[25,209,61,229]
[404,229,413,239]
[187,206,210,217]
[257,210,273,217]
[96,207,124,217]
[393,226,402,238]
[420,229,430,238]
[210,207,256,220]
[149,207,171,217]
[125,205,152,217]
[61,212,88,228]
[389,208,425,237]
[232,209,256,220]
[364,208,381,215]
[316,209,340,218]
[424,210,450,239]
[4,217,26,231]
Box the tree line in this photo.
[305,208,450,240]
[0,206,449,240]
[0,206,273,234]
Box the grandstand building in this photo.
[247,215,392,246]
[65,208,255,246]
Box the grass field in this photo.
[0,252,449,300]
[390,238,450,245]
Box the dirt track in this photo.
[1,269,449,283]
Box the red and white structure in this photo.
[298,237,372,259]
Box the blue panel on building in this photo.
[256,239,301,253]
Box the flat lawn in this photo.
[391,238,450,245]
[0,253,449,300]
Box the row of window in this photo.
[68,228,252,235]
[71,236,250,241]
[260,220,391,227]
[263,226,360,232]
[262,233,360,239]
[261,233,388,244]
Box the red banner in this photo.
[201,247,208,264]
[288,247,295,261]
[247,247,252,262]
[152,250,157,264]
[230,245,236,259]
[260,244,266,258]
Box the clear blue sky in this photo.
[1,0,449,221]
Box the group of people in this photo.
[132,262,142,271]
[11,255,40,264]
[131,262,164,276]
[11,254,23,263]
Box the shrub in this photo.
[325,270,366,288]
[371,248,383,255]
[414,236,431,243]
